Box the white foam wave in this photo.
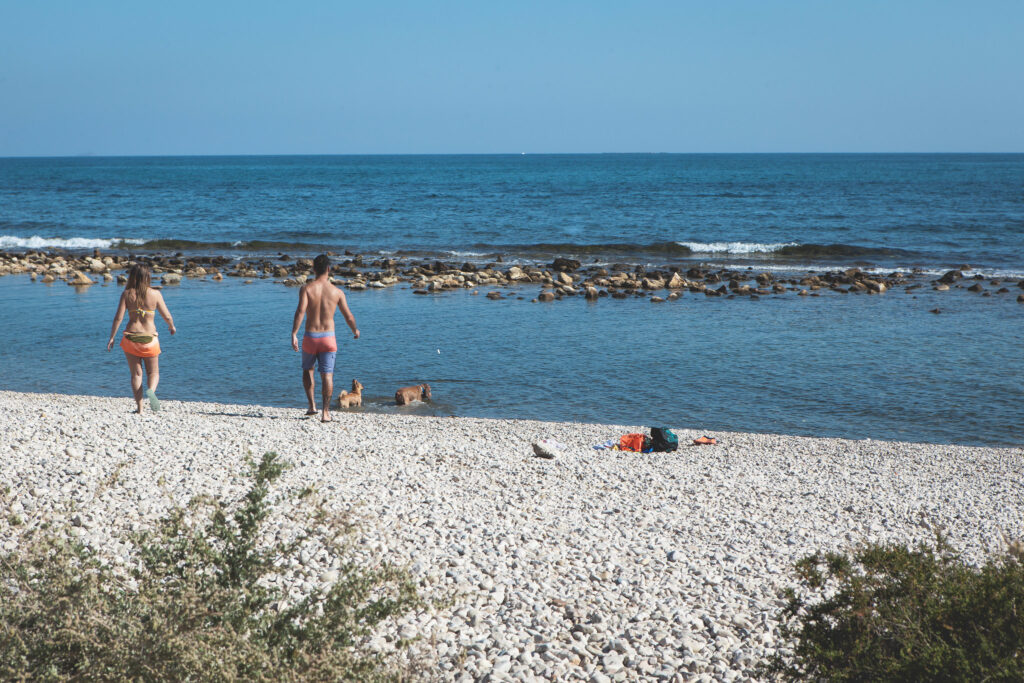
[0,235,145,250]
[677,241,799,254]
[444,250,490,258]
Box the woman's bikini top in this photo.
[132,308,156,319]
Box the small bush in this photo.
[765,535,1024,682]
[0,452,423,681]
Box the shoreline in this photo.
[3,390,1021,680]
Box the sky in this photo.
[1,0,1022,155]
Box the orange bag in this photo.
[619,433,646,452]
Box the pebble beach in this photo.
[3,391,1022,680]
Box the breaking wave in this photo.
[0,235,145,250]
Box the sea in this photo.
[1,154,1022,446]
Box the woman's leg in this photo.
[143,356,161,410]
[124,352,144,413]
[143,355,159,393]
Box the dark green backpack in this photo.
[650,427,678,452]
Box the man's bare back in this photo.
[291,255,359,422]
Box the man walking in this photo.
[291,254,359,422]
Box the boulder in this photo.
[537,291,555,302]
[641,277,664,290]
[162,273,182,285]
[1018,294,1024,303]
[551,257,581,272]
[938,269,962,284]
[650,296,665,303]
[584,286,599,300]
[934,284,949,291]
[212,272,223,281]
[41,274,55,283]
[967,283,984,293]
[864,279,887,293]
[755,272,773,286]
[556,272,573,286]
[666,272,686,289]
[486,291,503,300]
[507,266,528,281]
[86,258,107,273]
[68,271,94,285]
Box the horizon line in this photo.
[4,151,1024,160]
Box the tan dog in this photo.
[395,383,431,406]
[338,379,363,408]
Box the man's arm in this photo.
[291,286,308,351]
[336,288,359,339]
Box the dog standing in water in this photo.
[290,254,359,422]
[338,379,363,408]
[395,383,431,406]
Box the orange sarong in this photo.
[120,333,160,358]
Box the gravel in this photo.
[1,390,1021,681]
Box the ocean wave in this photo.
[676,241,799,254]
[480,242,697,256]
[0,235,145,249]
[129,239,334,251]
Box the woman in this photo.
[107,264,176,413]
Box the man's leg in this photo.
[319,350,336,422]
[303,368,317,414]
[301,349,317,415]
[124,352,144,413]
[320,372,333,422]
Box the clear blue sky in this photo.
[1,0,1022,155]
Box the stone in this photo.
[967,283,984,293]
[68,270,94,285]
[1018,294,1024,303]
[666,272,686,289]
[486,291,503,300]
[556,272,574,286]
[938,269,962,284]
[934,284,949,291]
[162,273,182,285]
[650,296,665,303]
[641,277,664,290]
[538,291,555,302]
[41,274,55,283]
[551,257,581,272]
[864,279,887,293]
[584,286,599,300]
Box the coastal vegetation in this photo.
[0,452,422,681]
[766,535,1024,681]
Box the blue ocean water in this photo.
[2,154,1024,274]
[1,154,1022,445]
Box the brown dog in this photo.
[338,379,363,408]
[395,383,431,406]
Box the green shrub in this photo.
[765,535,1024,682]
[0,452,423,681]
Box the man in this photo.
[291,254,359,422]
